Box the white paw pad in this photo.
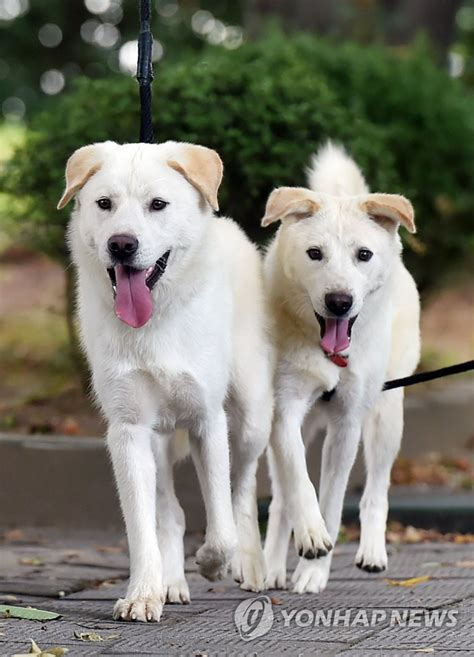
[264,565,287,590]
[294,515,333,560]
[113,594,164,622]
[355,542,388,573]
[291,559,329,594]
[232,547,266,592]
[165,578,190,604]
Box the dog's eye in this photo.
[150,198,168,212]
[358,248,373,262]
[307,248,323,261]
[96,197,112,211]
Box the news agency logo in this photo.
[234,595,274,641]
[233,597,459,642]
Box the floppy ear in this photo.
[261,187,320,227]
[57,144,106,210]
[167,144,223,212]
[361,193,416,234]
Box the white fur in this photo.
[66,141,273,621]
[263,144,420,592]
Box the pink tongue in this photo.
[114,265,153,328]
[320,318,350,354]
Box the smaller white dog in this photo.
[58,141,273,621]
[262,143,420,593]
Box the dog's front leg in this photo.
[152,432,189,604]
[190,409,237,581]
[270,395,332,563]
[292,416,361,594]
[107,422,165,622]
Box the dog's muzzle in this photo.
[106,250,171,329]
[107,250,170,294]
[315,312,358,367]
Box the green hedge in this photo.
[2,31,474,289]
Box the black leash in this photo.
[321,359,474,402]
[383,359,474,391]
[137,0,154,143]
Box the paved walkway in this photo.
[0,530,473,656]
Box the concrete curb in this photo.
[1,431,472,533]
[0,433,205,532]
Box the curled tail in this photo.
[307,141,369,196]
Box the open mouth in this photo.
[315,312,357,356]
[107,250,170,329]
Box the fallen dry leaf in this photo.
[270,597,282,605]
[454,560,474,568]
[11,638,69,657]
[73,631,118,642]
[97,579,121,589]
[404,526,424,543]
[385,575,431,588]
[57,417,80,435]
[3,529,25,543]
[19,557,43,567]
[96,546,123,554]
[391,451,474,488]
[385,521,474,545]
[454,534,474,544]
[0,605,60,621]
[207,587,226,593]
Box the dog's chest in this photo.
[151,369,206,433]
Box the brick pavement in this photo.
[0,531,472,656]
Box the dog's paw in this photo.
[165,577,190,604]
[291,558,329,594]
[293,513,333,560]
[113,593,165,622]
[196,543,231,581]
[355,541,388,573]
[232,546,266,592]
[265,564,287,590]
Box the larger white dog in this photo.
[262,143,420,593]
[58,141,273,621]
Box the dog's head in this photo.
[58,141,223,328]
[262,187,415,358]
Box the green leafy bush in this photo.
[2,31,473,289]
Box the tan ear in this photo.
[261,187,320,227]
[361,193,416,234]
[167,144,223,212]
[57,144,106,210]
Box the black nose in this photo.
[325,292,353,317]
[107,234,138,262]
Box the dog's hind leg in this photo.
[264,445,291,589]
[152,432,190,604]
[189,409,237,581]
[356,389,404,573]
[228,382,272,592]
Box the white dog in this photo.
[262,143,420,593]
[58,141,273,621]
